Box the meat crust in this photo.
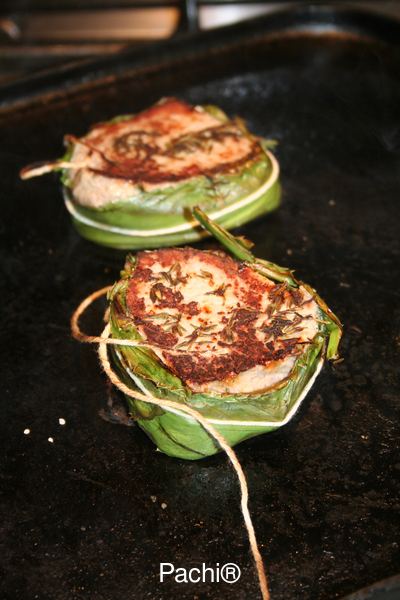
[68,99,264,207]
[123,247,320,394]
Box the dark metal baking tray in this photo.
[0,5,399,600]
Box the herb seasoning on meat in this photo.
[108,209,342,459]
[20,98,281,249]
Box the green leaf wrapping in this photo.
[108,217,343,459]
[60,102,281,249]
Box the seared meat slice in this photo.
[125,247,320,394]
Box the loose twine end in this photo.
[71,287,270,600]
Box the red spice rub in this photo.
[81,99,263,184]
[124,247,307,387]
[141,322,177,348]
[163,308,291,385]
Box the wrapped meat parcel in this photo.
[107,209,342,459]
[20,98,280,249]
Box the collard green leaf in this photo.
[66,179,281,249]
[109,217,343,459]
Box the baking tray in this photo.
[0,5,399,600]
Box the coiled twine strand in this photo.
[71,286,270,600]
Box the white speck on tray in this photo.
[59,418,66,425]
[48,437,54,443]
[24,429,30,435]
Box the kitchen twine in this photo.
[71,286,270,600]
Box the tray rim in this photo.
[339,573,400,600]
[1,3,400,113]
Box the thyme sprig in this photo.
[151,261,187,287]
[111,121,247,171]
[175,323,217,350]
[206,283,231,297]
[114,130,159,158]
[261,315,292,341]
[268,282,289,312]
[220,307,261,343]
[198,270,214,284]
[260,311,311,345]
[140,312,187,336]
[163,123,243,158]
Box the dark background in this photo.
[0,7,399,600]
[1,1,400,82]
